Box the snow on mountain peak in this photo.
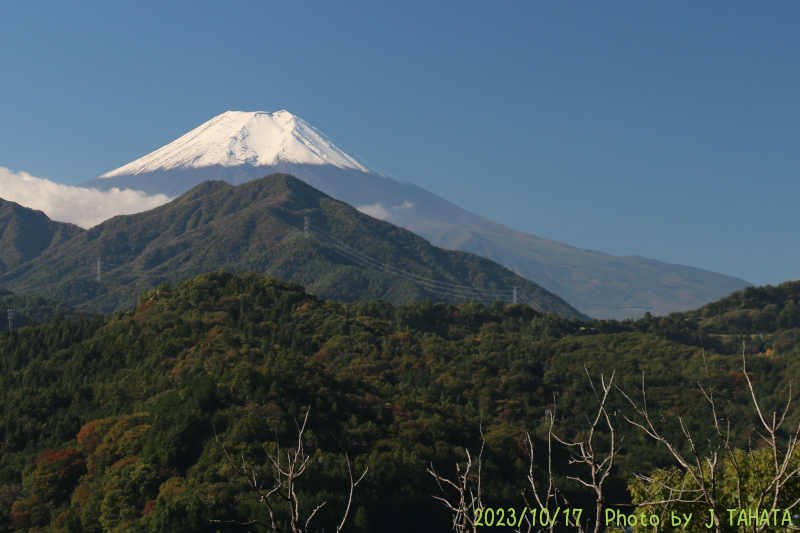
[99,110,377,178]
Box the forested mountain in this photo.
[0,287,78,330]
[83,110,751,319]
[0,174,584,319]
[685,279,800,332]
[0,199,82,275]
[0,271,798,532]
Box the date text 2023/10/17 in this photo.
[475,507,796,529]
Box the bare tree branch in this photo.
[428,424,485,533]
[521,368,621,533]
[621,343,800,533]
[211,409,368,532]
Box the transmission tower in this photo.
[513,287,518,304]
[6,309,14,331]
[96,259,101,283]
[303,217,310,239]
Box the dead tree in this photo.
[211,410,368,533]
[518,410,570,533]
[620,346,800,533]
[522,367,620,533]
[427,426,485,533]
[429,368,620,533]
[430,346,800,533]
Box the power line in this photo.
[2,224,303,297]
[515,293,547,314]
[304,222,548,310]
[10,276,76,296]
[0,219,549,313]
[308,229,501,302]
[307,222,512,297]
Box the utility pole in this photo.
[303,217,309,239]
[7,309,14,331]
[96,259,101,283]
[512,287,518,304]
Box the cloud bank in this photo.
[0,166,172,228]
[357,200,414,221]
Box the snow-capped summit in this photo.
[81,109,750,320]
[99,110,377,178]
[83,109,394,200]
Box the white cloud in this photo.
[357,202,391,220]
[0,166,172,229]
[357,200,415,221]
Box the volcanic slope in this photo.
[83,110,750,319]
[1,174,584,318]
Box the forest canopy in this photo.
[0,272,798,532]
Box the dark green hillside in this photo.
[0,287,78,329]
[0,271,797,532]
[687,279,800,332]
[0,199,82,275]
[574,279,800,357]
[0,174,584,318]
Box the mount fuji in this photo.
[82,110,749,318]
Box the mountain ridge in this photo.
[0,198,82,274]
[2,174,584,318]
[82,110,751,318]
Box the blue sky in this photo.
[1,1,798,286]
